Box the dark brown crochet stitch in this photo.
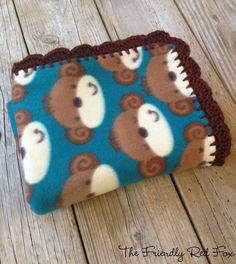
[12,30,231,166]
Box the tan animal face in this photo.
[175,122,212,172]
[143,43,194,116]
[57,153,119,207]
[57,153,98,207]
[45,62,105,144]
[45,76,84,128]
[110,92,174,177]
[98,47,143,85]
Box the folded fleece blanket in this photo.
[8,30,231,214]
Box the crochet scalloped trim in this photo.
[11,30,231,166]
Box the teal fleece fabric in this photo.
[8,43,215,214]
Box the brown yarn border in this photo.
[11,30,231,165]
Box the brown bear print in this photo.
[44,62,105,144]
[12,67,36,102]
[14,109,51,201]
[57,153,119,207]
[175,122,216,172]
[142,43,194,116]
[110,92,174,177]
[98,47,143,85]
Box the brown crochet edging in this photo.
[12,30,231,165]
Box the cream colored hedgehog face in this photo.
[13,68,36,85]
[76,75,105,128]
[167,50,194,97]
[90,164,119,196]
[120,47,143,70]
[20,122,51,184]
[138,103,174,157]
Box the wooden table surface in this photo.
[0,1,235,263]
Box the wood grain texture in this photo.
[70,1,207,263]
[175,0,236,101]
[76,180,208,264]
[95,0,236,263]
[11,0,208,263]
[0,1,86,263]
[1,0,235,263]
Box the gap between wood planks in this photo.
[93,2,234,263]
[10,1,89,263]
[10,0,214,261]
[0,86,7,147]
[170,173,212,264]
[173,0,236,105]
[0,85,6,264]
[71,206,89,263]
[9,1,229,263]
[92,1,212,263]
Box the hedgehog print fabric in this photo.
[8,30,230,214]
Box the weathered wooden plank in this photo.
[94,0,236,263]
[76,179,209,264]
[0,1,87,263]
[175,0,236,100]
[12,0,208,263]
